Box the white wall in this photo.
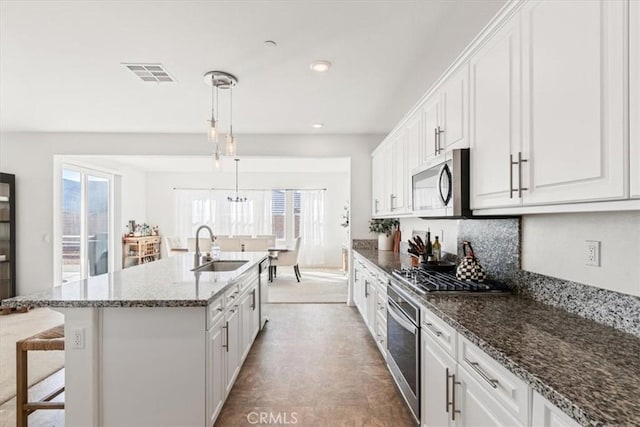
[399,217,460,255]
[522,212,640,297]
[146,170,349,267]
[0,131,379,295]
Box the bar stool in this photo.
[16,324,65,427]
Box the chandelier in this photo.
[228,158,247,203]
[204,70,238,168]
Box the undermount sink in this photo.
[192,260,248,272]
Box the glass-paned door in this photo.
[61,167,112,284]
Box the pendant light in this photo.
[228,158,247,203]
[204,71,238,167]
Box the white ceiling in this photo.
[0,0,506,135]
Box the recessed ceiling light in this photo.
[312,123,324,129]
[309,60,331,73]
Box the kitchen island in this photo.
[2,252,268,427]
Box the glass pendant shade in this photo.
[225,134,237,156]
[208,120,218,142]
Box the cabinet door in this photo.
[441,63,469,151]
[470,18,522,209]
[631,0,640,199]
[372,152,384,216]
[366,279,377,333]
[531,391,580,427]
[251,287,260,340]
[423,96,442,162]
[391,134,406,213]
[521,0,625,204]
[404,110,422,211]
[456,366,523,427]
[224,306,240,396]
[353,262,363,309]
[206,318,225,425]
[421,331,456,427]
[239,291,253,361]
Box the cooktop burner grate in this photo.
[391,267,509,294]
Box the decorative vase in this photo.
[378,233,393,251]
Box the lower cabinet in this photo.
[531,391,580,427]
[421,330,456,427]
[456,366,522,427]
[205,268,261,426]
[206,316,226,425]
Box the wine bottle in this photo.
[425,231,433,260]
[433,236,441,261]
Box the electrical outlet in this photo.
[585,240,600,267]
[71,328,85,349]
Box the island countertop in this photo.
[1,252,267,308]
[353,249,640,427]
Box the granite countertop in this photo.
[353,249,640,427]
[1,252,267,308]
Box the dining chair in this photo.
[270,236,302,282]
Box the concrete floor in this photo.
[215,304,416,426]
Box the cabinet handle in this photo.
[222,321,229,352]
[464,357,499,389]
[434,127,439,156]
[446,368,461,420]
[364,280,369,297]
[517,151,528,197]
[424,322,442,337]
[390,194,396,211]
[510,152,528,199]
[251,289,256,310]
[437,126,445,154]
[445,367,450,414]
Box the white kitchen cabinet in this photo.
[470,16,522,209]
[239,279,259,362]
[206,316,225,425]
[520,0,626,205]
[531,391,580,427]
[372,151,384,216]
[457,365,523,427]
[224,304,240,396]
[440,63,469,152]
[390,132,406,213]
[404,110,423,210]
[353,259,365,313]
[631,0,640,199]
[422,95,442,163]
[421,330,457,427]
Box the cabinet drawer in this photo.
[421,306,457,357]
[375,311,387,359]
[224,284,241,307]
[207,296,224,330]
[375,289,387,321]
[458,335,529,425]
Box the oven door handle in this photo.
[387,302,417,335]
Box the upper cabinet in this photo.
[519,0,626,205]
[470,17,522,209]
[373,0,637,217]
[472,0,626,210]
[631,0,640,199]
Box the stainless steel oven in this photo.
[412,148,470,218]
[387,279,420,423]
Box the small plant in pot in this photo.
[369,218,399,251]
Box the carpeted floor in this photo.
[0,308,65,405]
[267,268,348,303]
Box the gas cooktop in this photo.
[391,267,510,295]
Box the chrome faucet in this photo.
[194,225,215,268]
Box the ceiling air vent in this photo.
[122,63,175,83]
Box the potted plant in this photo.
[369,218,399,251]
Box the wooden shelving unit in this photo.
[122,236,161,268]
[0,173,17,314]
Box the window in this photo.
[271,190,285,239]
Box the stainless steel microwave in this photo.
[411,148,471,218]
